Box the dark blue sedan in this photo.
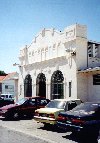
[57,102,100,136]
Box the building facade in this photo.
[18,24,100,102]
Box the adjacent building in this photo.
[0,72,19,101]
[18,24,100,102]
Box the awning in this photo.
[78,67,100,73]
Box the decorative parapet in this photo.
[19,24,87,64]
[64,24,87,42]
[19,45,27,60]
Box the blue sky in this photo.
[0,0,100,73]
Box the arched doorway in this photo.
[24,74,32,97]
[51,70,64,99]
[36,73,46,98]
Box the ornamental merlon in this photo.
[19,45,27,59]
[64,24,87,41]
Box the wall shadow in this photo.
[62,132,98,143]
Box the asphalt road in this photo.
[0,118,99,143]
[0,126,49,143]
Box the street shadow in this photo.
[62,132,98,143]
[38,124,68,133]
[1,116,33,121]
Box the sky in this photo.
[0,0,100,73]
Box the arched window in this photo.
[51,70,64,99]
[36,73,46,98]
[24,74,32,97]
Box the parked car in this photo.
[0,96,50,119]
[34,98,82,126]
[57,102,100,136]
[0,93,14,100]
[0,97,14,108]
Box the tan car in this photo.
[34,99,82,125]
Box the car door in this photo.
[27,98,37,114]
[89,106,100,128]
[20,98,37,115]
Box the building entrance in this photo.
[51,70,64,99]
[24,74,32,97]
[36,73,46,98]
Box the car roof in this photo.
[52,98,81,102]
[24,96,49,99]
[84,102,100,105]
[1,93,13,95]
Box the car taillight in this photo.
[72,119,85,124]
[57,115,67,121]
[49,113,55,119]
[35,111,39,116]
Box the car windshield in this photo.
[71,103,99,113]
[46,100,66,109]
[16,98,27,105]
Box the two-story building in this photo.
[18,24,100,102]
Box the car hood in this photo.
[0,104,19,110]
[36,107,64,114]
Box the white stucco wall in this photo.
[18,23,100,102]
[19,55,77,100]
[2,80,15,96]
[77,73,88,102]
[88,72,100,101]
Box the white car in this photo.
[0,93,14,100]
[34,98,82,125]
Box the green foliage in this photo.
[0,70,7,76]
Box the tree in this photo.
[0,70,7,76]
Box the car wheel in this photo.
[91,128,99,140]
[13,112,19,119]
[97,129,100,141]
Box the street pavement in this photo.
[0,118,99,143]
[0,126,50,143]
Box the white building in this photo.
[18,24,100,102]
[0,72,19,101]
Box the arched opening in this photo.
[51,70,64,99]
[24,74,32,97]
[36,73,46,98]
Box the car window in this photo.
[46,100,66,109]
[1,95,6,98]
[6,95,8,98]
[30,99,36,105]
[68,101,77,110]
[40,99,48,106]
[1,94,13,99]
[16,98,27,105]
[9,95,12,98]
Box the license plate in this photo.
[42,114,46,117]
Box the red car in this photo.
[0,96,50,119]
